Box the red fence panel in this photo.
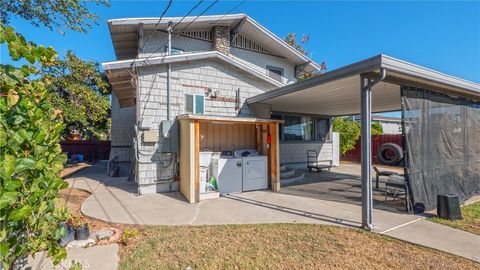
[60,140,111,161]
[341,134,403,164]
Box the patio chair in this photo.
[307,150,333,172]
[373,166,399,189]
[385,174,413,213]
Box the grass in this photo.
[428,202,480,235]
[118,224,479,270]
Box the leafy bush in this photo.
[0,24,68,269]
[371,122,384,136]
[332,117,361,154]
[120,228,139,246]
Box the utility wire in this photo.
[139,0,219,64]
[131,0,173,70]
[141,0,174,52]
[214,0,247,23]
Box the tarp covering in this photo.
[402,86,480,210]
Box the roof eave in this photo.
[102,51,284,88]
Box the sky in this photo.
[2,1,479,116]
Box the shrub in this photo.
[0,24,67,269]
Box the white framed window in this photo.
[266,65,284,82]
[164,46,184,55]
[185,94,204,114]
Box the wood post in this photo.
[194,121,200,203]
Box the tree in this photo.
[1,1,109,268]
[0,24,68,269]
[0,0,109,33]
[332,117,361,154]
[284,32,327,81]
[371,122,384,136]
[43,51,110,139]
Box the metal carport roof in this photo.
[247,54,480,116]
[246,54,480,230]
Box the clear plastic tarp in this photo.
[402,86,480,211]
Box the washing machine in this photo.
[234,149,268,192]
[210,151,243,194]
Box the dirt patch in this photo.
[57,188,139,244]
[118,224,479,270]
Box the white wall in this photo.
[379,121,402,134]
[279,132,340,166]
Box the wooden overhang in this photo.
[177,114,284,203]
[105,69,136,108]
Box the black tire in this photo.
[377,143,403,165]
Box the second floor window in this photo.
[267,66,284,82]
[185,94,204,115]
[164,46,184,55]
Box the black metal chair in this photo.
[373,166,399,189]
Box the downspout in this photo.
[361,68,387,230]
[167,21,173,120]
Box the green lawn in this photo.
[428,202,480,235]
[119,224,478,270]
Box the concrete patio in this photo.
[68,161,480,262]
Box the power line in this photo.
[139,0,219,64]
[171,0,205,32]
[214,0,247,23]
[131,0,173,69]
[141,0,174,51]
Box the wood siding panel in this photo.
[199,123,256,151]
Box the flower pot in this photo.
[58,222,75,247]
[75,224,90,240]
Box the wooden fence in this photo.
[60,140,111,161]
[341,134,403,164]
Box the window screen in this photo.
[267,66,284,82]
[185,94,194,113]
[164,46,184,55]
[195,95,204,114]
[185,94,204,115]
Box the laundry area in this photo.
[178,114,283,203]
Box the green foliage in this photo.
[120,228,139,246]
[332,117,361,155]
[43,51,110,139]
[0,24,68,269]
[371,122,384,136]
[0,0,109,33]
[69,260,83,270]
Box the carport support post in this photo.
[361,76,374,230]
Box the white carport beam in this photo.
[361,68,386,230]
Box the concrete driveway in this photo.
[67,162,480,262]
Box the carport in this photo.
[247,54,480,230]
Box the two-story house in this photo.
[102,14,339,199]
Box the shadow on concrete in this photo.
[280,165,408,213]
[224,194,362,228]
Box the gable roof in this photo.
[103,51,284,108]
[107,14,322,73]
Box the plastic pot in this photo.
[75,224,90,240]
[58,222,75,247]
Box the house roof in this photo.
[107,14,321,73]
[103,51,285,107]
[247,54,480,116]
[102,51,284,87]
